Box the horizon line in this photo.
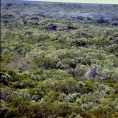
[24,0,118,4]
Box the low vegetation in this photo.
[1,1,118,118]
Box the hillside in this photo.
[1,1,118,118]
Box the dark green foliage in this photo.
[77,16,85,20]
[47,23,57,31]
[33,56,57,69]
[97,18,109,24]
[0,72,10,85]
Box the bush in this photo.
[33,56,57,69]
[0,72,10,85]
[72,64,87,77]
[77,16,84,20]
[3,108,19,118]
[69,112,83,118]
[112,21,118,26]
[47,23,57,31]
[70,38,88,46]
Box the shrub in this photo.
[1,54,10,63]
[0,72,10,85]
[72,64,87,77]
[84,80,94,93]
[77,16,84,20]
[67,93,81,102]
[47,23,57,31]
[70,38,88,46]
[3,108,19,118]
[67,25,75,30]
[33,56,57,69]
[69,112,83,118]
[10,73,31,82]
[112,21,118,26]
